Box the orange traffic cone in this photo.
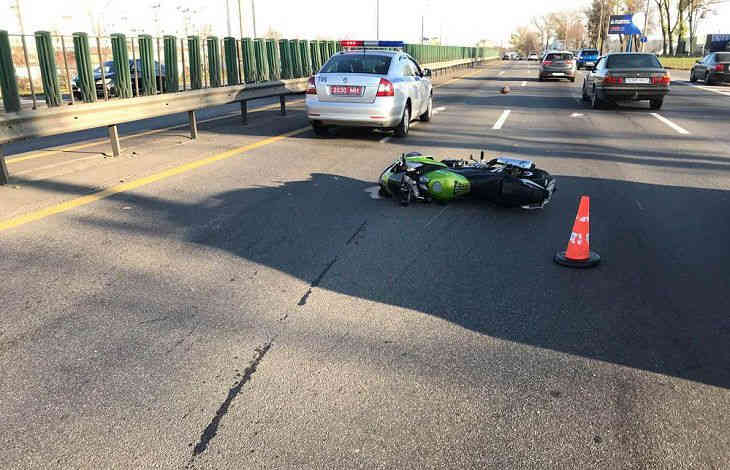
[554,195,601,268]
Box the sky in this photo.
[1,0,729,45]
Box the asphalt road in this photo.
[1,60,729,469]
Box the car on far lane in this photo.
[582,52,670,109]
[539,51,577,82]
[689,52,730,84]
[528,52,539,61]
[576,48,599,70]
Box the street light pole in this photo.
[598,0,606,55]
[376,0,379,40]
[238,0,244,37]
[421,15,424,45]
[226,0,232,37]
[642,0,650,51]
[251,0,257,37]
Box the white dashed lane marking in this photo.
[651,113,690,135]
[492,110,511,130]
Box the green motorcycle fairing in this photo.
[422,169,471,201]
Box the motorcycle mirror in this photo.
[480,150,484,160]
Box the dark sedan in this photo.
[581,53,670,109]
[690,52,730,84]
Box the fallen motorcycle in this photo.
[378,152,556,209]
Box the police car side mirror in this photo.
[423,68,432,77]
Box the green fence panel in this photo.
[137,35,156,95]
[319,41,330,66]
[187,36,202,89]
[223,37,240,85]
[163,35,179,92]
[34,31,62,106]
[327,40,336,60]
[241,38,257,83]
[290,39,302,78]
[110,33,132,98]
[265,39,281,80]
[72,32,96,102]
[0,31,20,112]
[253,39,269,82]
[299,39,312,76]
[309,40,322,73]
[206,37,221,87]
[278,39,292,79]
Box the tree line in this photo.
[510,0,724,57]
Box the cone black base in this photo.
[554,250,600,268]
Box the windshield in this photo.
[320,55,392,74]
[582,49,598,55]
[717,53,730,62]
[93,64,114,74]
[608,54,662,68]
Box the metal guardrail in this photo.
[0,56,496,185]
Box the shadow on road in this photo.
[8,170,730,390]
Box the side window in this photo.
[593,58,603,71]
[708,54,716,64]
[702,54,712,64]
[402,60,414,77]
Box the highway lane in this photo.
[1,60,729,469]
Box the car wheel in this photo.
[538,75,544,82]
[569,76,576,83]
[650,98,663,110]
[591,88,603,109]
[312,122,328,137]
[705,72,715,85]
[419,95,432,122]
[394,105,410,138]
[690,70,697,83]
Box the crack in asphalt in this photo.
[297,257,338,306]
[345,220,367,245]
[187,341,273,465]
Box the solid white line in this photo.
[434,106,446,112]
[379,136,391,144]
[651,113,690,135]
[492,110,511,130]
[521,81,527,86]
[498,71,505,76]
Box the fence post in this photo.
[138,35,156,95]
[111,33,132,98]
[224,37,240,85]
[187,36,201,89]
[0,146,8,185]
[73,32,96,102]
[34,31,62,106]
[20,34,37,109]
[164,35,179,92]
[290,39,302,78]
[188,110,198,138]
[0,31,20,112]
[206,36,221,87]
[96,36,108,100]
[242,38,257,83]
[108,124,120,156]
[266,39,280,80]
[279,39,292,79]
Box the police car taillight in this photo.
[306,76,316,94]
[376,78,394,97]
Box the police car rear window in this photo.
[320,55,392,74]
[717,53,730,62]
[607,54,661,68]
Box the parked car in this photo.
[539,51,576,82]
[582,53,670,109]
[306,44,433,138]
[689,52,730,84]
[528,52,539,61]
[576,48,599,70]
[72,59,166,99]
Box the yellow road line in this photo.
[6,99,303,164]
[0,126,310,233]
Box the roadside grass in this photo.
[659,56,699,70]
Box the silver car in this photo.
[539,51,577,82]
[305,50,433,137]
